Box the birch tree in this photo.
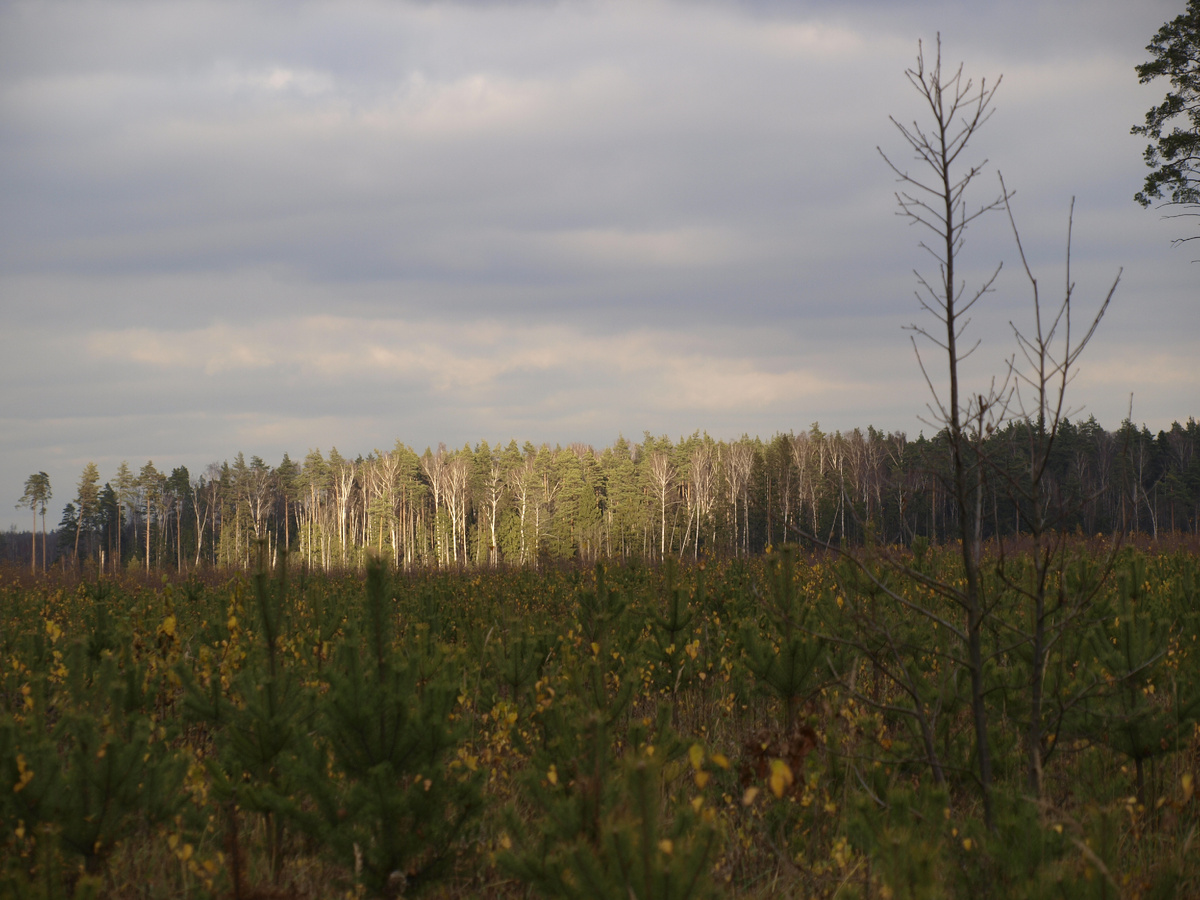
[421,445,449,566]
[329,448,356,568]
[302,450,330,569]
[480,449,506,566]
[507,456,536,565]
[724,442,753,556]
[685,442,716,559]
[647,450,676,560]
[445,453,472,566]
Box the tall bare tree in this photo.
[995,181,1119,796]
[421,445,449,566]
[790,431,820,536]
[445,453,472,566]
[507,456,536,565]
[374,449,401,563]
[245,456,275,548]
[724,442,754,556]
[879,34,1011,825]
[481,450,506,566]
[329,449,356,569]
[686,442,716,559]
[647,450,676,560]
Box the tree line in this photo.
[7,5,1195,576]
[7,415,1196,574]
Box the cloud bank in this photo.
[1,0,1194,527]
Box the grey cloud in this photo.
[1,0,1195,527]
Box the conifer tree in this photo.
[288,558,483,896]
[1081,554,1200,805]
[74,462,101,562]
[17,472,51,573]
[181,545,309,887]
[1134,0,1200,246]
[739,546,829,732]
[139,461,163,572]
[113,462,135,570]
[500,567,719,900]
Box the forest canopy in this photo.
[10,416,1198,573]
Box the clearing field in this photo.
[1,542,1198,898]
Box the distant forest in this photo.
[6,416,1199,572]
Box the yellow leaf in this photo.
[768,759,794,799]
[547,765,558,786]
[962,838,973,851]
[711,753,730,770]
[694,771,710,789]
[1183,772,1194,803]
[162,616,177,637]
[591,642,601,656]
[658,839,673,855]
[688,744,705,771]
[742,787,759,806]
[13,754,33,793]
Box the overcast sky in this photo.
[2,0,1196,530]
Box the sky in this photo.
[2,0,1196,530]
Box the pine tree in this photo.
[138,461,163,571]
[1081,554,1200,805]
[739,546,828,732]
[288,559,483,896]
[113,462,135,571]
[17,472,51,573]
[1134,0,1200,246]
[74,462,101,562]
